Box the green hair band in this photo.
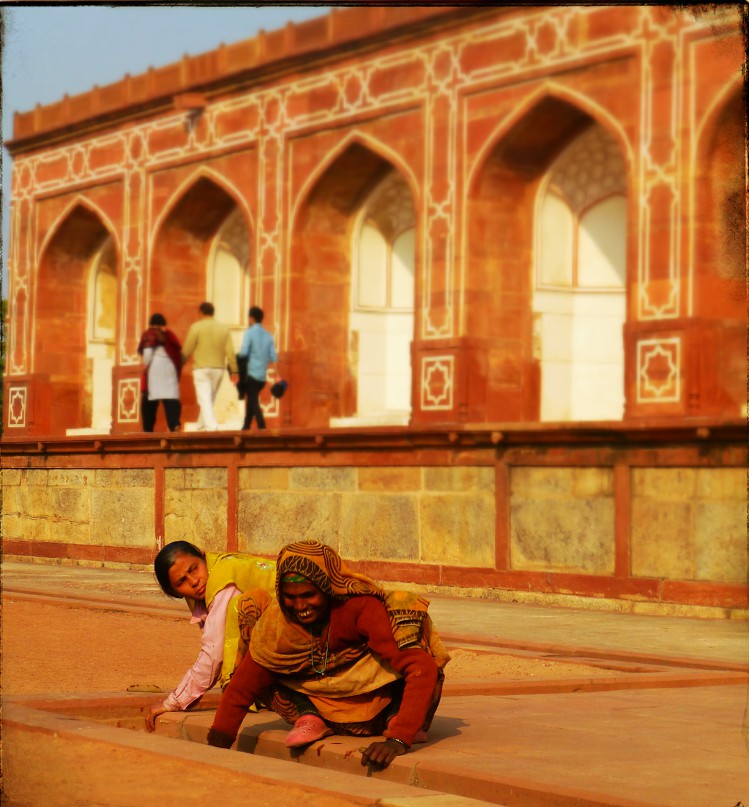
[281,573,308,583]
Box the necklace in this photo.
[310,624,330,676]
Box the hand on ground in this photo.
[360,738,406,770]
[145,703,168,732]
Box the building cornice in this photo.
[1,419,744,458]
[6,5,500,155]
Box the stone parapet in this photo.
[8,6,483,150]
[1,421,746,615]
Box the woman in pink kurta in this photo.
[145,541,275,732]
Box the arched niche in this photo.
[36,204,118,434]
[534,124,628,422]
[466,95,621,422]
[290,142,415,427]
[694,88,745,319]
[344,171,416,425]
[151,177,251,429]
[692,87,746,414]
[151,177,249,337]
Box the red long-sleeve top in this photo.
[209,595,438,748]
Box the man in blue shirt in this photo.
[237,306,278,430]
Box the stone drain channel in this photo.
[4,583,746,806]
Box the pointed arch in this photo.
[466,83,634,198]
[35,201,118,434]
[286,136,419,427]
[693,72,744,158]
[148,165,254,269]
[461,85,633,423]
[38,194,120,267]
[290,130,420,231]
[149,170,252,325]
[532,122,628,422]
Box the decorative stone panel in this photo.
[6,386,27,429]
[631,467,747,583]
[165,468,228,552]
[341,494,419,560]
[636,337,681,404]
[420,355,454,411]
[510,467,615,574]
[117,378,140,423]
[3,467,154,548]
[238,491,343,557]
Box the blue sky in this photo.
[1,4,329,298]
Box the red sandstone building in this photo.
[2,6,746,614]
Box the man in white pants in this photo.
[181,302,238,431]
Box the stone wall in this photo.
[510,467,615,575]
[2,468,155,550]
[631,468,746,584]
[235,466,495,566]
[165,468,228,553]
[2,425,745,617]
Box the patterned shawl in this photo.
[137,326,183,393]
[249,540,449,680]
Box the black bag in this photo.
[270,379,288,399]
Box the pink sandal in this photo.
[285,714,334,748]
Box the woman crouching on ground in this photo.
[145,541,276,731]
[206,540,450,770]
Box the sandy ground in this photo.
[1,597,619,698]
[1,595,619,807]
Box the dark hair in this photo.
[154,540,205,598]
[149,313,167,327]
[249,306,264,323]
[199,302,215,317]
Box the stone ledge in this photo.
[2,698,499,807]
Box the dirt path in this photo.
[1,595,620,807]
[1,596,620,698]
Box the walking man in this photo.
[182,302,237,431]
[238,306,277,430]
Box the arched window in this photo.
[208,207,249,328]
[534,124,627,422]
[348,172,416,422]
[537,126,626,291]
[89,239,117,342]
[84,236,117,433]
[355,175,416,313]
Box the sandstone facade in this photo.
[2,7,745,614]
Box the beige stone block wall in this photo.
[1,467,154,547]
[91,469,154,547]
[290,467,357,491]
[237,467,346,556]
[342,494,419,560]
[238,490,343,556]
[237,465,496,567]
[165,468,228,553]
[420,467,495,566]
[510,467,615,574]
[631,467,747,583]
[358,467,421,491]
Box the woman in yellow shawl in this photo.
[145,540,276,731]
[207,540,450,771]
